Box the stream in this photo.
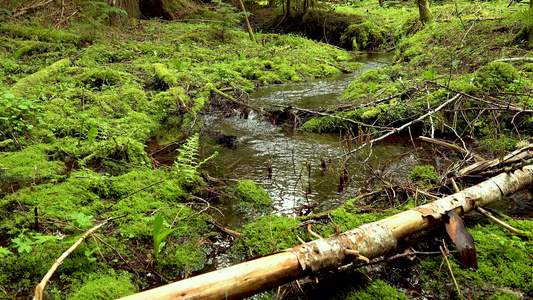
[198,53,533,277]
[202,53,425,216]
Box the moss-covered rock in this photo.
[475,62,520,92]
[230,180,273,209]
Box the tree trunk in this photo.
[286,0,291,16]
[119,164,533,300]
[237,0,255,42]
[417,0,433,24]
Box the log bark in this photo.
[119,165,533,300]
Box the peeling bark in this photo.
[119,165,533,300]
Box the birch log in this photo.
[120,165,533,300]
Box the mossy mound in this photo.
[68,270,136,300]
[475,62,520,92]
[0,145,66,185]
[230,180,273,210]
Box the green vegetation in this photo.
[230,179,273,209]
[409,165,438,188]
[1,0,532,298]
[333,280,409,300]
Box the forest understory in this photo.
[0,0,533,299]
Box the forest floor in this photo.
[0,0,533,299]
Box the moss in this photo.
[475,62,520,92]
[10,58,71,96]
[0,23,83,44]
[328,200,396,232]
[418,221,533,298]
[68,270,136,300]
[408,165,438,187]
[488,290,521,300]
[0,145,66,184]
[480,135,519,151]
[235,215,301,256]
[152,63,178,90]
[333,280,409,300]
[79,67,124,89]
[230,180,273,209]
[342,68,401,101]
[340,21,387,50]
[159,242,209,276]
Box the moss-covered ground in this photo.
[0,0,532,299]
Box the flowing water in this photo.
[202,53,425,215]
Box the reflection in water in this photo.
[249,54,394,110]
[202,53,423,213]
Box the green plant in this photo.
[71,212,94,230]
[0,246,12,258]
[87,127,98,149]
[0,92,43,136]
[174,133,217,183]
[369,82,377,93]
[11,231,60,254]
[424,69,434,80]
[152,214,180,260]
[171,59,184,71]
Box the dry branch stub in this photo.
[119,165,533,300]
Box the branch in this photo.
[345,94,461,158]
[475,206,522,235]
[425,80,522,110]
[493,57,533,63]
[33,214,128,300]
[419,136,485,162]
[288,106,394,130]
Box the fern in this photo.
[174,134,217,183]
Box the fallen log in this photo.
[119,165,533,300]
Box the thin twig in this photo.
[440,244,463,298]
[91,233,140,279]
[345,93,461,158]
[493,57,533,63]
[476,206,523,235]
[33,214,128,300]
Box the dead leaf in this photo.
[445,210,478,269]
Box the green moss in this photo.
[235,215,301,256]
[10,58,71,96]
[68,270,136,300]
[328,200,396,232]
[0,23,82,44]
[475,62,520,92]
[408,165,438,188]
[340,21,387,50]
[79,67,124,88]
[159,242,209,276]
[230,180,273,209]
[480,135,519,151]
[418,220,533,298]
[334,279,409,300]
[0,145,66,184]
[488,290,521,300]
[152,63,178,90]
[342,68,400,101]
